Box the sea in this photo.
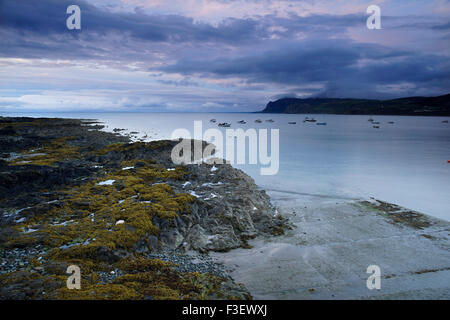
[3,112,450,221]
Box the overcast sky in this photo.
[0,0,449,112]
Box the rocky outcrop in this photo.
[156,161,287,252]
[0,117,288,300]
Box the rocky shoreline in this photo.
[0,117,289,300]
[211,191,450,299]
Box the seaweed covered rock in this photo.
[0,117,288,300]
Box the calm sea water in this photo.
[3,112,450,221]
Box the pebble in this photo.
[0,245,46,274]
[143,250,228,279]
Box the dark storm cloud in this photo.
[0,0,449,108]
[162,41,361,79]
[432,22,450,30]
[0,0,357,45]
[0,0,393,59]
[0,0,269,58]
[0,0,375,73]
[159,39,450,97]
[0,0,446,60]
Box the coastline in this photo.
[1,116,449,300]
[0,116,288,300]
[211,192,450,299]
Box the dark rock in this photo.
[43,261,69,276]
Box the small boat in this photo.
[372,121,380,125]
[237,120,247,124]
[443,120,449,123]
[388,121,395,124]
[368,118,374,122]
[210,119,217,123]
[288,122,296,125]
[218,122,231,127]
[316,122,327,126]
[373,125,380,129]
[266,119,275,123]
[304,119,317,123]
[254,119,262,123]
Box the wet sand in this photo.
[211,191,450,299]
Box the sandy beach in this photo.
[212,191,450,299]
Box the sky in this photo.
[0,0,449,112]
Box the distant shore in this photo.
[260,93,450,116]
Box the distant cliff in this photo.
[260,94,450,116]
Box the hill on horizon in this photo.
[260,94,450,116]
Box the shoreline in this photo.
[211,192,450,299]
[0,117,288,300]
[1,116,448,300]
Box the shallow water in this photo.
[3,112,450,221]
